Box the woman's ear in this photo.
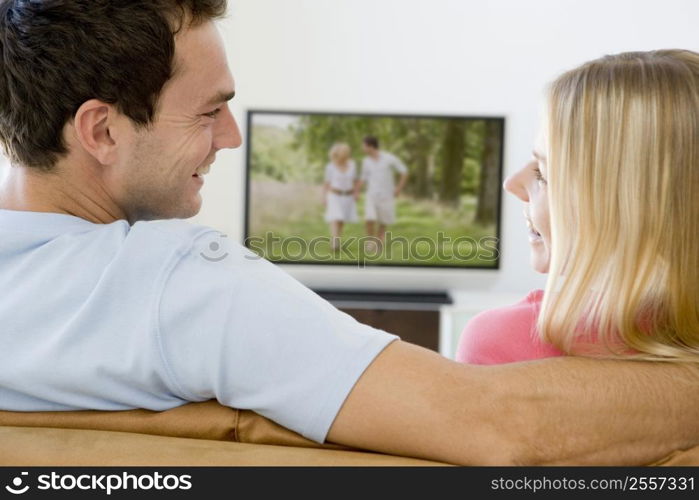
[72,99,119,165]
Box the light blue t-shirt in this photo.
[0,209,396,442]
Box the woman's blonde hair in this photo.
[329,142,352,164]
[539,49,699,361]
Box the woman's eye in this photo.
[533,167,547,184]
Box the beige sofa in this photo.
[1,401,697,466]
[0,401,443,466]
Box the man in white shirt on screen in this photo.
[0,0,697,467]
[356,136,409,251]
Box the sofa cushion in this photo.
[0,426,440,466]
[0,400,342,449]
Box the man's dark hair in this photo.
[0,0,227,170]
[363,136,379,149]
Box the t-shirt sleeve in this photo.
[157,231,397,443]
[389,153,408,174]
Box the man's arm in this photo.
[394,172,408,196]
[327,341,699,465]
[391,155,409,196]
[354,179,364,199]
[353,179,362,201]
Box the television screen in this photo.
[245,110,504,269]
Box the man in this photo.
[0,0,697,466]
[356,136,409,250]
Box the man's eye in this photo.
[203,109,221,119]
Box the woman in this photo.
[322,142,359,251]
[458,49,699,364]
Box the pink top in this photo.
[456,289,563,365]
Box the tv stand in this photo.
[315,290,452,352]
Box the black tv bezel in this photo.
[244,109,505,271]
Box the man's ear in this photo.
[73,99,120,165]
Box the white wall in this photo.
[191,0,699,295]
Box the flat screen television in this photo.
[244,110,504,270]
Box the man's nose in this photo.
[213,107,242,150]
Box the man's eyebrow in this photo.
[203,90,236,108]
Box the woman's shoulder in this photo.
[455,289,556,364]
[466,290,543,332]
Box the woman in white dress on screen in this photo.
[321,142,359,252]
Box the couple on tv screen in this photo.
[247,111,503,268]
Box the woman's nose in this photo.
[503,166,530,202]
